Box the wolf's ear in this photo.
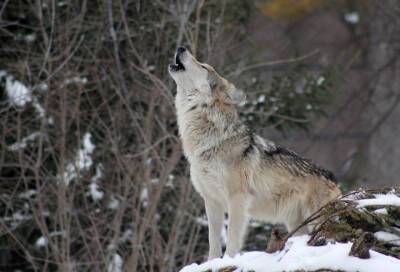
[229,88,246,106]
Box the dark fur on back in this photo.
[240,132,337,183]
[264,145,337,182]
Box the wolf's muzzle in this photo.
[169,46,186,72]
[176,46,186,56]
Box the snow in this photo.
[80,133,96,166]
[258,95,266,103]
[374,208,388,214]
[35,231,65,248]
[357,193,400,207]
[89,183,104,201]
[195,216,208,226]
[2,211,33,229]
[12,211,29,221]
[374,231,400,246]
[151,178,160,184]
[25,33,36,42]
[108,196,120,209]
[35,82,49,92]
[63,76,88,86]
[88,165,104,201]
[32,98,46,118]
[36,236,48,247]
[2,71,48,120]
[166,175,175,187]
[316,76,325,86]
[8,132,40,151]
[180,235,400,272]
[108,253,123,272]
[140,187,148,207]
[119,229,133,244]
[345,12,360,24]
[5,76,32,107]
[58,1,68,7]
[92,165,103,182]
[63,132,95,185]
[18,189,37,199]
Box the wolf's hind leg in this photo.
[205,199,224,260]
[225,194,249,257]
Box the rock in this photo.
[308,236,328,247]
[218,266,238,272]
[349,232,376,259]
[266,228,286,253]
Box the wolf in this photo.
[168,46,341,259]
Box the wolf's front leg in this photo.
[225,194,248,257]
[204,199,224,260]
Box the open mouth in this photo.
[169,47,186,72]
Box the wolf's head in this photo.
[169,47,245,106]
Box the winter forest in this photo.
[1,1,400,271]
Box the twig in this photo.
[228,49,319,77]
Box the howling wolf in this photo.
[168,46,341,259]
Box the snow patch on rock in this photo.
[357,193,400,207]
[374,231,400,246]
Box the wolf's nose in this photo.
[177,46,186,55]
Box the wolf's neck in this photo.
[174,89,246,160]
[175,87,211,106]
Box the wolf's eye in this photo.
[200,64,208,71]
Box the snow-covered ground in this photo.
[182,190,400,272]
[181,235,400,272]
